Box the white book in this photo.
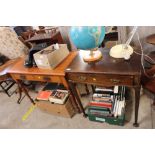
[114,86,119,94]
[114,98,119,117]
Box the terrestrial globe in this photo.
[69,26,105,62]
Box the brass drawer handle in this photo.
[110,79,120,84]
[79,76,87,81]
[92,78,96,81]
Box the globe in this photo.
[69,26,105,50]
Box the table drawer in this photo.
[12,74,61,83]
[67,73,134,86]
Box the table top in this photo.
[66,48,141,76]
[26,31,60,43]
[146,34,155,45]
[8,52,77,76]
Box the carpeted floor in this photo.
[0,84,154,129]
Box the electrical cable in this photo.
[134,32,155,78]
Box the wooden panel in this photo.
[12,74,61,83]
[67,73,134,86]
[36,97,75,118]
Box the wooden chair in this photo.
[21,30,36,40]
[35,27,58,34]
[18,36,33,49]
[0,59,18,97]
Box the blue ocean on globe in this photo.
[69,26,105,50]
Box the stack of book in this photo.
[87,86,126,126]
[36,83,69,104]
[112,86,126,117]
[88,86,115,117]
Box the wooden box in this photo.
[36,97,75,118]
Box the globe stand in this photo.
[83,48,102,63]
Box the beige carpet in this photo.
[0,84,154,129]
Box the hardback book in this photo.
[88,105,111,112]
[36,90,52,101]
[88,106,112,117]
[89,110,110,117]
[92,94,113,103]
[89,101,112,109]
[49,90,69,104]
[93,93,111,98]
[95,86,114,93]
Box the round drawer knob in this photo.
[93,78,96,81]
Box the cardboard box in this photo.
[36,97,75,118]
[33,44,69,69]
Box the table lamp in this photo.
[69,26,106,63]
[110,26,138,60]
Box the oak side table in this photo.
[66,48,141,127]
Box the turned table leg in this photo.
[133,86,141,127]
[16,80,35,105]
[68,81,87,117]
[84,84,90,95]
[153,95,155,106]
[16,82,22,104]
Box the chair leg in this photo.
[84,84,89,95]
[153,96,155,106]
[0,83,11,97]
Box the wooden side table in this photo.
[8,52,79,112]
[66,49,141,127]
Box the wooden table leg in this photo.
[84,84,90,95]
[70,91,81,113]
[91,85,95,93]
[16,82,22,104]
[17,80,35,105]
[153,95,155,106]
[133,86,141,127]
[68,81,87,117]
[61,77,80,113]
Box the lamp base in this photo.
[109,44,133,60]
[83,50,102,63]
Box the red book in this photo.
[89,101,112,108]
[36,90,52,101]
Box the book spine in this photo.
[89,102,112,108]
[92,99,112,102]
[88,106,111,113]
[93,93,111,98]
[95,88,114,92]
[89,109,110,114]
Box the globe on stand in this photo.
[69,26,105,63]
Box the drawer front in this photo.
[12,74,61,83]
[67,73,134,86]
